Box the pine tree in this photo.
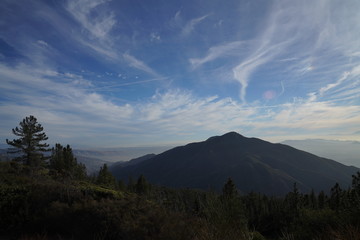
[219,177,247,231]
[222,177,238,199]
[49,143,87,180]
[135,174,150,195]
[352,172,360,193]
[330,182,342,211]
[350,172,360,213]
[96,164,116,188]
[309,189,317,209]
[6,115,50,168]
[318,191,326,209]
[127,176,136,192]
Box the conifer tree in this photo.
[222,177,238,199]
[96,163,116,188]
[352,172,360,193]
[318,191,326,209]
[49,143,87,180]
[136,174,150,194]
[309,189,317,209]
[219,177,246,230]
[330,182,342,211]
[127,176,136,192]
[6,115,50,168]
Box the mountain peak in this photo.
[222,131,244,138]
[206,131,244,142]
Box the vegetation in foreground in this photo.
[1,116,360,239]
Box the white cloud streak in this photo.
[62,0,123,61]
[181,14,209,37]
[319,71,350,97]
[123,53,159,77]
[231,0,308,103]
[233,50,275,103]
[189,0,360,104]
[66,0,116,40]
[189,41,244,68]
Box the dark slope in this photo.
[110,154,156,168]
[111,132,359,195]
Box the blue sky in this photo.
[0,0,359,147]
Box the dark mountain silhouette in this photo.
[110,132,359,195]
[110,154,156,168]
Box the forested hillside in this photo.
[2,160,360,239]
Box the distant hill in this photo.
[73,146,170,173]
[73,146,170,162]
[111,132,359,195]
[110,154,156,169]
[0,149,10,162]
[282,139,360,168]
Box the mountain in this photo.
[110,154,156,169]
[0,149,10,162]
[110,132,359,195]
[73,146,170,173]
[73,146,170,162]
[0,144,8,149]
[282,139,360,168]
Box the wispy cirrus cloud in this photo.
[319,71,350,97]
[0,63,134,143]
[232,49,277,103]
[231,1,312,103]
[123,53,160,77]
[181,14,209,37]
[93,77,168,92]
[63,0,122,61]
[188,0,360,104]
[66,1,162,77]
[189,41,243,68]
[302,64,360,104]
[66,0,116,40]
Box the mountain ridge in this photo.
[110,132,359,195]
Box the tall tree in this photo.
[352,172,360,193]
[96,164,116,188]
[222,177,238,199]
[6,115,50,168]
[318,190,326,209]
[329,182,342,211]
[135,174,150,195]
[218,177,247,232]
[49,143,87,180]
[309,189,317,209]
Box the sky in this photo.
[0,0,360,148]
